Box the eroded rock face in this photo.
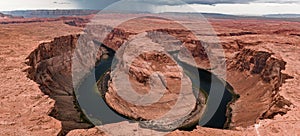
[63,16,92,27]
[146,30,211,70]
[26,34,101,135]
[226,49,292,128]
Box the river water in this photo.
[75,45,234,130]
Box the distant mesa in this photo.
[0,12,23,19]
[264,14,300,18]
[2,9,300,20]
[2,10,99,18]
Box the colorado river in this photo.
[75,44,236,130]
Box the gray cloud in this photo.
[70,0,119,9]
[141,0,252,5]
[135,0,300,5]
[53,2,71,5]
[70,0,300,10]
[254,0,300,4]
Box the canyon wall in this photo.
[226,49,292,128]
[26,35,101,135]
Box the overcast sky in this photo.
[0,0,300,15]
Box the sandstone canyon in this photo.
[0,11,299,136]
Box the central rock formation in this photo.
[102,33,203,130]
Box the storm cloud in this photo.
[72,0,250,9]
[139,0,253,5]
[71,0,300,9]
[156,0,300,5]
